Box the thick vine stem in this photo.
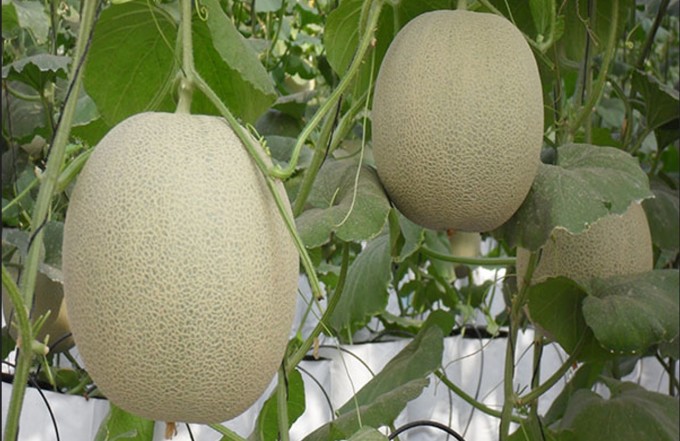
[269,0,384,180]
[208,424,248,441]
[499,251,540,441]
[176,0,196,113]
[276,364,290,441]
[420,246,516,267]
[435,370,523,423]
[4,1,100,440]
[2,265,35,441]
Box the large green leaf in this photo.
[337,325,443,414]
[303,378,428,441]
[1,0,20,38]
[94,403,154,441]
[582,269,679,354]
[295,159,391,248]
[84,0,177,126]
[527,277,611,361]
[496,143,652,251]
[328,234,392,337]
[249,369,305,441]
[195,0,276,123]
[303,326,444,441]
[556,380,679,441]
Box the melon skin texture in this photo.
[372,10,544,232]
[516,203,654,288]
[62,112,299,423]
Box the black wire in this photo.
[296,365,335,417]
[2,360,60,441]
[388,420,467,441]
[186,423,195,441]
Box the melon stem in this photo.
[269,0,385,180]
[176,0,196,114]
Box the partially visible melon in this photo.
[516,203,654,287]
[2,266,74,353]
[372,10,544,232]
[62,112,299,423]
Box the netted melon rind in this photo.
[62,112,299,423]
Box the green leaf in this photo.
[94,403,154,441]
[632,70,680,132]
[3,0,49,43]
[1,81,47,140]
[543,362,604,427]
[529,0,551,36]
[42,221,64,268]
[328,234,392,337]
[324,0,362,76]
[2,54,70,91]
[303,326,444,441]
[582,269,680,354]
[643,181,680,253]
[339,325,443,414]
[303,378,428,441]
[323,0,451,95]
[295,159,391,248]
[249,369,305,441]
[196,0,276,123]
[1,0,20,38]
[395,213,424,262]
[557,0,630,66]
[527,277,611,361]
[347,427,388,440]
[496,143,652,251]
[556,380,679,441]
[84,0,177,126]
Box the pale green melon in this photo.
[516,203,654,287]
[372,10,544,232]
[62,112,299,423]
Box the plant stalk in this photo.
[276,365,290,441]
[285,243,350,375]
[499,251,539,441]
[435,370,523,423]
[420,246,516,267]
[176,0,195,113]
[568,0,619,134]
[4,0,100,439]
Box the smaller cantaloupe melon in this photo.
[516,203,654,287]
[372,10,544,232]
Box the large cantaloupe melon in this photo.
[516,203,654,287]
[62,112,299,423]
[372,10,544,232]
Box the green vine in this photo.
[3,0,101,439]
